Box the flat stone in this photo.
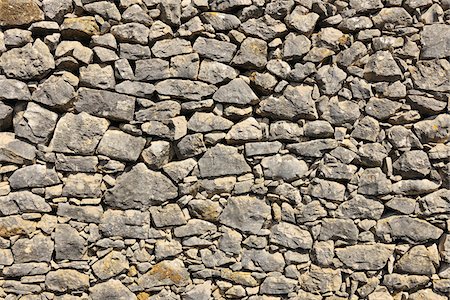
[336,195,384,219]
[32,75,76,109]
[188,112,233,133]
[104,163,177,209]
[9,164,60,190]
[193,37,237,63]
[411,59,450,92]
[220,196,271,234]
[0,0,44,26]
[3,262,50,277]
[201,12,240,31]
[0,191,51,215]
[358,167,392,195]
[90,280,136,300]
[135,58,170,81]
[372,7,412,29]
[240,15,287,41]
[62,173,102,198]
[152,38,192,58]
[57,203,103,223]
[198,144,251,178]
[155,79,217,101]
[0,78,30,101]
[260,274,297,295]
[288,139,338,158]
[309,178,345,202]
[111,23,149,45]
[396,245,439,275]
[300,265,342,293]
[55,224,85,260]
[49,112,109,155]
[270,222,313,249]
[336,244,394,270]
[0,215,36,238]
[92,251,129,280]
[99,209,149,239]
[225,117,263,143]
[261,154,308,182]
[12,234,53,263]
[198,60,239,84]
[413,114,450,143]
[421,24,450,59]
[61,16,100,39]
[319,218,359,241]
[97,130,146,162]
[213,78,258,105]
[174,219,217,237]
[150,204,186,228]
[375,216,443,243]
[79,64,115,90]
[45,269,89,292]
[364,51,402,82]
[137,259,191,288]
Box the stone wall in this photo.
[0,0,449,299]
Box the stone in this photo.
[0,215,36,238]
[219,196,271,234]
[349,0,383,13]
[336,195,384,219]
[92,251,129,280]
[3,262,50,277]
[321,98,361,126]
[0,191,51,215]
[193,37,237,63]
[175,134,206,158]
[283,33,311,61]
[0,133,36,164]
[411,59,450,93]
[226,117,262,143]
[49,112,110,155]
[155,79,216,101]
[79,64,115,90]
[413,114,450,143]
[231,37,267,70]
[418,189,450,216]
[261,154,308,182]
[383,274,429,292]
[55,41,94,65]
[309,179,345,202]
[90,280,137,300]
[188,112,233,133]
[319,218,359,241]
[372,7,413,29]
[421,24,450,59]
[45,269,89,292]
[76,88,136,122]
[84,1,121,21]
[57,203,103,223]
[42,0,73,22]
[351,116,380,142]
[134,58,170,81]
[300,265,342,293]
[364,51,402,82]
[198,144,251,178]
[198,60,239,84]
[61,16,100,39]
[260,274,297,295]
[12,234,53,263]
[240,15,287,41]
[170,53,200,79]
[111,23,149,45]
[407,95,447,115]
[0,78,31,101]
[288,139,338,158]
[99,209,149,239]
[152,38,192,58]
[159,0,181,26]
[358,168,392,195]
[270,222,313,249]
[409,289,447,300]
[392,179,440,196]
[32,75,76,109]
[155,240,182,260]
[336,244,394,270]
[9,164,60,190]
[0,102,12,130]
[209,0,252,11]
[396,245,439,275]
[376,216,443,243]
[0,0,44,26]
[315,65,347,95]
[286,8,319,35]
[137,259,191,288]
[201,12,240,31]
[55,224,85,260]
[174,219,217,237]
[365,97,402,120]
[213,78,258,105]
[393,150,431,179]
[105,163,177,209]
[0,39,54,80]
[141,141,172,169]
[62,173,102,198]
[97,130,146,162]
[150,204,186,228]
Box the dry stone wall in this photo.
[0,0,449,299]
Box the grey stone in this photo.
[209,0,252,11]
[220,196,271,234]
[413,114,450,143]
[358,167,392,195]
[393,150,431,179]
[411,59,450,92]
[55,224,85,260]
[170,53,200,79]
[155,240,182,261]
[304,121,334,138]
[319,218,359,241]
[0,101,13,130]
[9,164,60,190]
[155,79,216,100]
[395,245,439,275]
[336,244,394,270]
[175,133,206,159]
[372,7,412,29]
[383,274,430,292]
[300,265,342,293]
[283,33,311,61]
[141,141,172,169]
[49,112,110,155]
[421,24,450,59]
[270,222,313,249]
[198,144,251,178]
[198,60,239,84]
[111,23,149,45]
[240,15,287,41]
[365,97,402,120]
[152,38,192,58]
[32,75,76,109]
[62,173,102,198]
[3,262,50,277]
[312,240,334,266]
[134,58,170,81]
[0,215,36,238]
[57,203,103,223]
[97,129,146,162]
[174,219,217,237]
[90,280,136,300]
[159,0,181,26]
[318,162,357,181]
[309,178,345,201]
[55,40,94,65]
[418,189,450,216]
[244,141,282,157]
[201,12,240,31]
[188,112,233,132]
[0,133,35,164]
[12,234,53,263]
[0,39,54,80]
[225,117,262,143]
[76,88,136,122]
[105,163,177,209]
[45,269,89,292]
[364,51,402,82]
[286,7,319,35]
[316,65,347,95]
[137,100,181,122]
[79,64,115,90]
[137,259,191,288]
[213,78,258,105]
[349,0,383,13]
[351,116,380,142]
[99,209,149,239]
[260,274,297,295]
[320,98,361,126]
[392,179,440,196]
[84,1,121,21]
[0,191,51,215]
[150,204,186,228]
[0,78,30,101]
[261,154,308,182]
[297,201,327,223]
[13,102,58,144]
[232,37,267,70]
[288,139,338,158]
[386,126,422,150]
[407,95,447,115]
[376,216,443,243]
[336,195,384,219]
[92,251,129,280]
[163,159,197,183]
[193,37,237,63]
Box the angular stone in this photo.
[261,154,308,182]
[159,0,181,26]
[99,209,149,239]
[409,289,447,300]
[309,179,345,202]
[0,215,35,238]
[141,140,171,169]
[97,130,146,162]
[231,37,267,70]
[79,64,115,90]
[372,7,412,29]
[244,141,282,157]
[383,274,429,292]
[45,269,89,292]
[321,98,361,126]
[12,234,53,263]
[150,204,186,228]
[49,112,109,155]
[411,59,450,92]
[240,15,287,41]
[220,196,271,234]
[152,38,192,58]
[336,244,394,270]
[188,112,233,133]
[57,203,103,223]
[135,58,170,81]
[55,224,85,260]
[349,0,383,12]
[9,165,60,190]
[0,39,54,80]
[2,262,50,277]
[193,37,237,63]
[0,133,35,164]
[260,274,297,295]
[364,51,402,82]
[283,33,311,61]
[286,8,319,35]
[42,0,73,22]
[0,191,51,215]
[418,189,450,216]
[270,222,313,249]
[336,195,384,219]
[76,88,135,122]
[288,139,338,158]
[90,280,136,300]
[316,65,347,95]
[365,97,402,120]
[421,24,450,57]
[226,117,263,143]
[198,60,239,84]
[413,114,450,143]
[111,23,149,45]
[0,78,30,101]
[358,168,392,195]
[396,245,439,275]
[61,16,100,39]
[92,251,129,280]
[13,102,58,144]
[137,259,191,288]
[300,265,342,293]
[174,219,217,237]
[163,159,197,183]
[376,216,443,243]
[104,163,177,209]
[0,0,44,26]
[155,79,216,101]
[84,2,121,21]
[32,75,76,109]
[407,94,447,115]
[213,78,258,105]
[170,53,200,79]
[198,144,251,178]
[393,150,431,179]
[319,218,359,241]
[62,173,102,198]
[201,12,240,31]
[392,179,440,196]
[175,134,206,159]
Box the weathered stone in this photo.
[201,12,240,31]
[84,1,121,21]
[309,179,345,202]
[45,269,89,292]
[0,133,35,164]
[392,179,440,196]
[288,139,338,158]
[0,250,14,266]
[319,218,359,241]
[286,7,319,35]
[383,274,429,292]
[76,88,135,122]
[61,16,100,39]
[321,98,361,126]
[0,215,36,238]
[393,150,431,179]
[240,15,287,41]
[137,259,191,288]
[396,245,440,275]
[365,97,402,120]
[49,112,109,155]
[283,33,311,61]
[336,195,384,219]
[90,280,136,300]
[0,78,30,101]
[42,0,73,22]
[32,75,76,109]
[270,222,313,249]
[174,219,217,237]
[97,130,146,162]
[55,224,85,260]
[364,51,402,82]
[150,204,186,228]
[358,168,392,195]
[0,0,44,26]
[152,38,192,58]
[260,274,297,295]
[376,216,443,243]
[79,64,115,90]
[62,173,102,198]
[9,164,60,190]
[301,265,342,293]
[0,191,51,215]
[261,154,308,182]
[220,196,271,234]
[316,65,347,95]
[198,144,251,178]
[193,37,237,63]
[372,7,412,29]
[99,209,149,239]
[231,37,267,70]
[213,78,258,105]
[420,24,450,59]
[336,244,394,270]
[12,234,53,263]
[155,79,216,101]
[411,59,450,92]
[413,114,450,143]
[2,262,50,277]
[57,203,103,223]
[188,112,233,133]
[92,251,129,280]
[198,60,239,84]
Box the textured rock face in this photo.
[0,0,449,298]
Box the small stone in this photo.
[270,222,313,249]
[42,0,73,22]
[99,209,149,239]
[231,37,267,70]
[319,218,359,242]
[45,269,89,292]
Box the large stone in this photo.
[308,178,345,202]
[76,88,136,122]
[260,274,297,295]
[411,59,450,92]
[45,270,89,292]
[12,234,54,263]
[104,163,177,209]
[9,164,60,190]
[336,244,394,270]
[219,196,271,234]
[193,37,237,63]
[0,78,30,101]
[0,215,36,238]
[57,203,103,223]
[240,15,287,41]
[0,191,51,215]
[261,154,308,182]
[42,0,73,22]
[111,23,148,45]
[393,150,431,179]
[363,51,402,82]
[213,78,258,105]
[0,39,54,80]
[395,245,439,275]
[55,224,85,260]
[99,209,149,239]
[0,0,44,26]
[231,37,267,70]
[376,216,443,243]
[97,130,146,162]
[92,251,129,280]
[270,222,313,249]
[61,16,100,39]
[62,173,102,198]
[198,144,251,178]
[187,112,233,133]
[418,189,450,216]
[358,167,392,195]
[137,259,191,288]
[372,7,412,29]
[150,204,186,228]
[49,113,109,155]
[90,280,136,300]
[316,65,347,95]
[152,38,192,58]
[318,218,359,242]
[79,64,115,90]
[413,114,450,143]
[32,75,77,109]
[300,265,342,293]
[198,60,239,84]
[336,195,384,219]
